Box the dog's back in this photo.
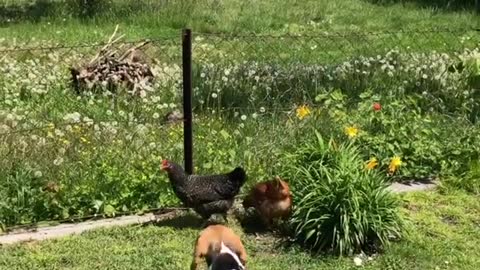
[191,225,247,270]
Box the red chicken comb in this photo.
[162,159,169,166]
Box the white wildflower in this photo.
[151,96,161,103]
[240,115,247,121]
[353,257,363,267]
[38,138,46,146]
[259,107,266,113]
[211,93,218,99]
[54,129,65,137]
[135,124,148,136]
[34,171,43,178]
[5,113,14,122]
[153,113,160,119]
[53,157,64,166]
[83,117,93,126]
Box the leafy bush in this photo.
[70,0,111,18]
[283,131,405,255]
[442,160,480,195]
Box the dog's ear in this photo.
[206,242,221,266]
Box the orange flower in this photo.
[296,105,311,120]
[388,156,402,174]
[365,157,378,170]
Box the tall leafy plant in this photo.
[283,131,405,255]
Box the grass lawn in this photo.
[0,0,479,44]
[1,1,480,269]
[0,191,479,270]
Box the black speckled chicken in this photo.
[161,159,247,221]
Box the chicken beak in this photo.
[161,160,169,170]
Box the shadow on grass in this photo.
[364,0,478,12]
[237,211,270,235]
[145,211,204,229]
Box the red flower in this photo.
[373,102,381,111]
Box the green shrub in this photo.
[442,160,480,195]
[283,131,405,255]
[69,0,111,19]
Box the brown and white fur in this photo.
[191,224,247,270]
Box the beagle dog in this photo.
[191,224,247,270]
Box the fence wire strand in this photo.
[1,28,479,230]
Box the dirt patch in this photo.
[440,215,459,225]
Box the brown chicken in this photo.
[191,224,247,270]
[242,176,293,228]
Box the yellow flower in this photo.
[365,157,378,170]
[80,137,89,144]
[388,156,403,174]
[296,105,311,120]
[344,126,359,138]
[47,123,55,130]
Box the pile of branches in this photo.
[70,25,155,96]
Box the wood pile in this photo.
[70,25,155,96]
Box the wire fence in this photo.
[1,28,480,231]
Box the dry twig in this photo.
[70,25,155,96]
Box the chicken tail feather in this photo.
[228,167,247,187]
